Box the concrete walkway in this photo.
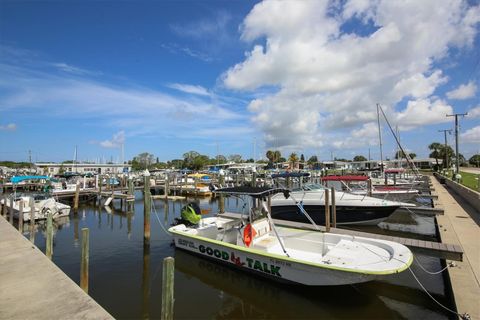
[0,216,114,320]
[431,176,480,319]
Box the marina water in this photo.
[24,192,453,319]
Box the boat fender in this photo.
[243,224,257,247]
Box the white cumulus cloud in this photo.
[100,131,125,148]
[223,0,480,151]
[446,81,477,100]
[460,126,480,143]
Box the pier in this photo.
[430,175,480,319]
[0,216,113,320]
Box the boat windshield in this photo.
[293,183,327,192]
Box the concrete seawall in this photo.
[433,172,480,213]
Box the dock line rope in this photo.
[406,265,469,319]
[151,199,172,236]
[351,237,467,319]
[413,255,453,275]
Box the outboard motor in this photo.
[176,202,202,226]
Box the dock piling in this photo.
[331,187,336,228]
[46,211,53,259]
[29,197,35,242]
[143,173,151,247]
[1,194,6,217]
[74,182,80,213]
[161,257,175,320]
[325,189,330,232]
[18,201,23,232]
[80,228,89,293]
[9,197,14,224]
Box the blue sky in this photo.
[1,0,479,163]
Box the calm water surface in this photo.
[25,192,453,319]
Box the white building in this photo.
[35,163,131,175]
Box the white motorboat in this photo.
[1,194,71,221]
[270,183,416,225]
[321,175,420,201]
[169,187,413,286]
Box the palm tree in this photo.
[266,150,274,163]
[428,142,442,167]
[288,153,299,170]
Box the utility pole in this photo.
[446,112,467,178]
[438,129,452,170]
[28,150,32,166]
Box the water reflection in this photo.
[174,250,450,319]
[142,245,150,320]
[18,194,452,319]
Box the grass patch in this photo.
[459,171,480,191]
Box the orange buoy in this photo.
[243,223,257,247]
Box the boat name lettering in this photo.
[178,239,198,249]
[246,258,282,277]
[199,245,230,261]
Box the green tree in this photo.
[168,159,184,169]
[132,152,155,170]
[428,142,442,168]
[288,153,299,170]
[394,150,406,159]
[266,150,274,162]
[469,154,480,167]
[353,155,367,161]
[409,153,417,159]
[228,154,242,163]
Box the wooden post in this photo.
[1,194,6,217]
[219,174,225,214]
[367,179,372,197]
[29,197,35,242]
[330,187,336,228]
[74,182,80,213]
[165,179,169,199]
[98,174,103,200]
[80,228,89,293]
[161,257,175,320]
[46,210,53,259]
[251,172,257,187]
[128,177,134,212]
[144,173,151,247]
[9,197,14,224]
[324,189,330,232]
[194,177,198,197]
[18,201,23,232]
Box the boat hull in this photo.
[171,232,378,286]
[270,204,397,225]
[169,227,411,286]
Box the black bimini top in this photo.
[213,186,289,198]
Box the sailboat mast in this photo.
[376,104,384,173]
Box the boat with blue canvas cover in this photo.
[169,186,413,286]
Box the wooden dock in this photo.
[0,216,113,319]
[430,175,480,319]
